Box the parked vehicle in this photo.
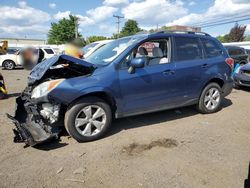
[246,49,250,62]
[83,40,113,58]
[233,63,250,87]
[0,47,55,70]
[224,45,248,66]
[8,31,234,146]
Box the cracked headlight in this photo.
[31,79,65,99]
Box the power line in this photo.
[192,13,250,27]
[200,17,250,28]
[113,15,124,38]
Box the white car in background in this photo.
[0,47,55,70]
[83,40,113,58]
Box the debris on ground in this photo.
[73,167,86,175]
[56,167,64,174]
[78,152,86,157]
[64,178,85,183]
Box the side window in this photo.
[201,39,222,58]
[120,39,169,69]
[44,49,54,54]
[174,37,203,61]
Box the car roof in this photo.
[130,30,214,41]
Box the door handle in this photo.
[163,70,175,75]
[201,64,209,68]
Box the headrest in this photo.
[138,47,148,56]
[153,47,163,58]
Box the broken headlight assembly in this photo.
[31,79,65,99]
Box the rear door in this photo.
[172,36,205,103]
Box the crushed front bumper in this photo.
[7,89,61,147]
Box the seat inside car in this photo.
[148,47,168,65]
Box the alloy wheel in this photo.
[204,88,221,110]
[74,105,107,137]
[4,61,14,70]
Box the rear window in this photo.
[228,48,245,56]
[44,48,54,54]
[174,37,203,61]
[201,39,222,58]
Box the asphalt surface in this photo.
[0,69,249,188]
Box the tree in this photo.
[216,34,230,43]
[119,19,142,38]
[87,36,107,43]
[228,23,246,42]
[48,15,83,44]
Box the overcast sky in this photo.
[0,0,250,39]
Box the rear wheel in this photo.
[197,83,222,114]
[3,60,15,70]
[65,97,112,142]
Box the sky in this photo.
[0,0,250,39]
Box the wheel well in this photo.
[70,92,117,114]
[207,78,224,88]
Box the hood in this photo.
[240,63,250,71]
[28,55,95,85]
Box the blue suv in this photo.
[8,31,234,146]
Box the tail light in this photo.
[225,58,234,70]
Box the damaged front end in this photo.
[7,55,95,146]
[7,88,61,146]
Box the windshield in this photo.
[83,43,98,54]
[85,35,147,65]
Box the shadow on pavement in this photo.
[245,162,250,188]
[7,93,21,98]
[34,139,68,151]
[235,86,250,92]
[108,98,232,137]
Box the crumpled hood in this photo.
[28,55,95,85]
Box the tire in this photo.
[197,83,222,114]
[3,60,15,70]
[65,97,112,142]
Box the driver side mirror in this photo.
[128,57,145,74]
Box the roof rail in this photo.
[155,30,211,36]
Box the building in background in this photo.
[0,38,46,47]
[169,25,201,32]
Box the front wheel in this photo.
[197,83,222,114]
[3,60,15,70]
[65,97,112,142]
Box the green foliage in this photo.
[216,34,230,43]
[118,19,142,38]
[48,15,83,44]
[87,36,107,43]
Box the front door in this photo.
[118,38,178,116]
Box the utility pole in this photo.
[75,17,79,39]
[113,15,124,38]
